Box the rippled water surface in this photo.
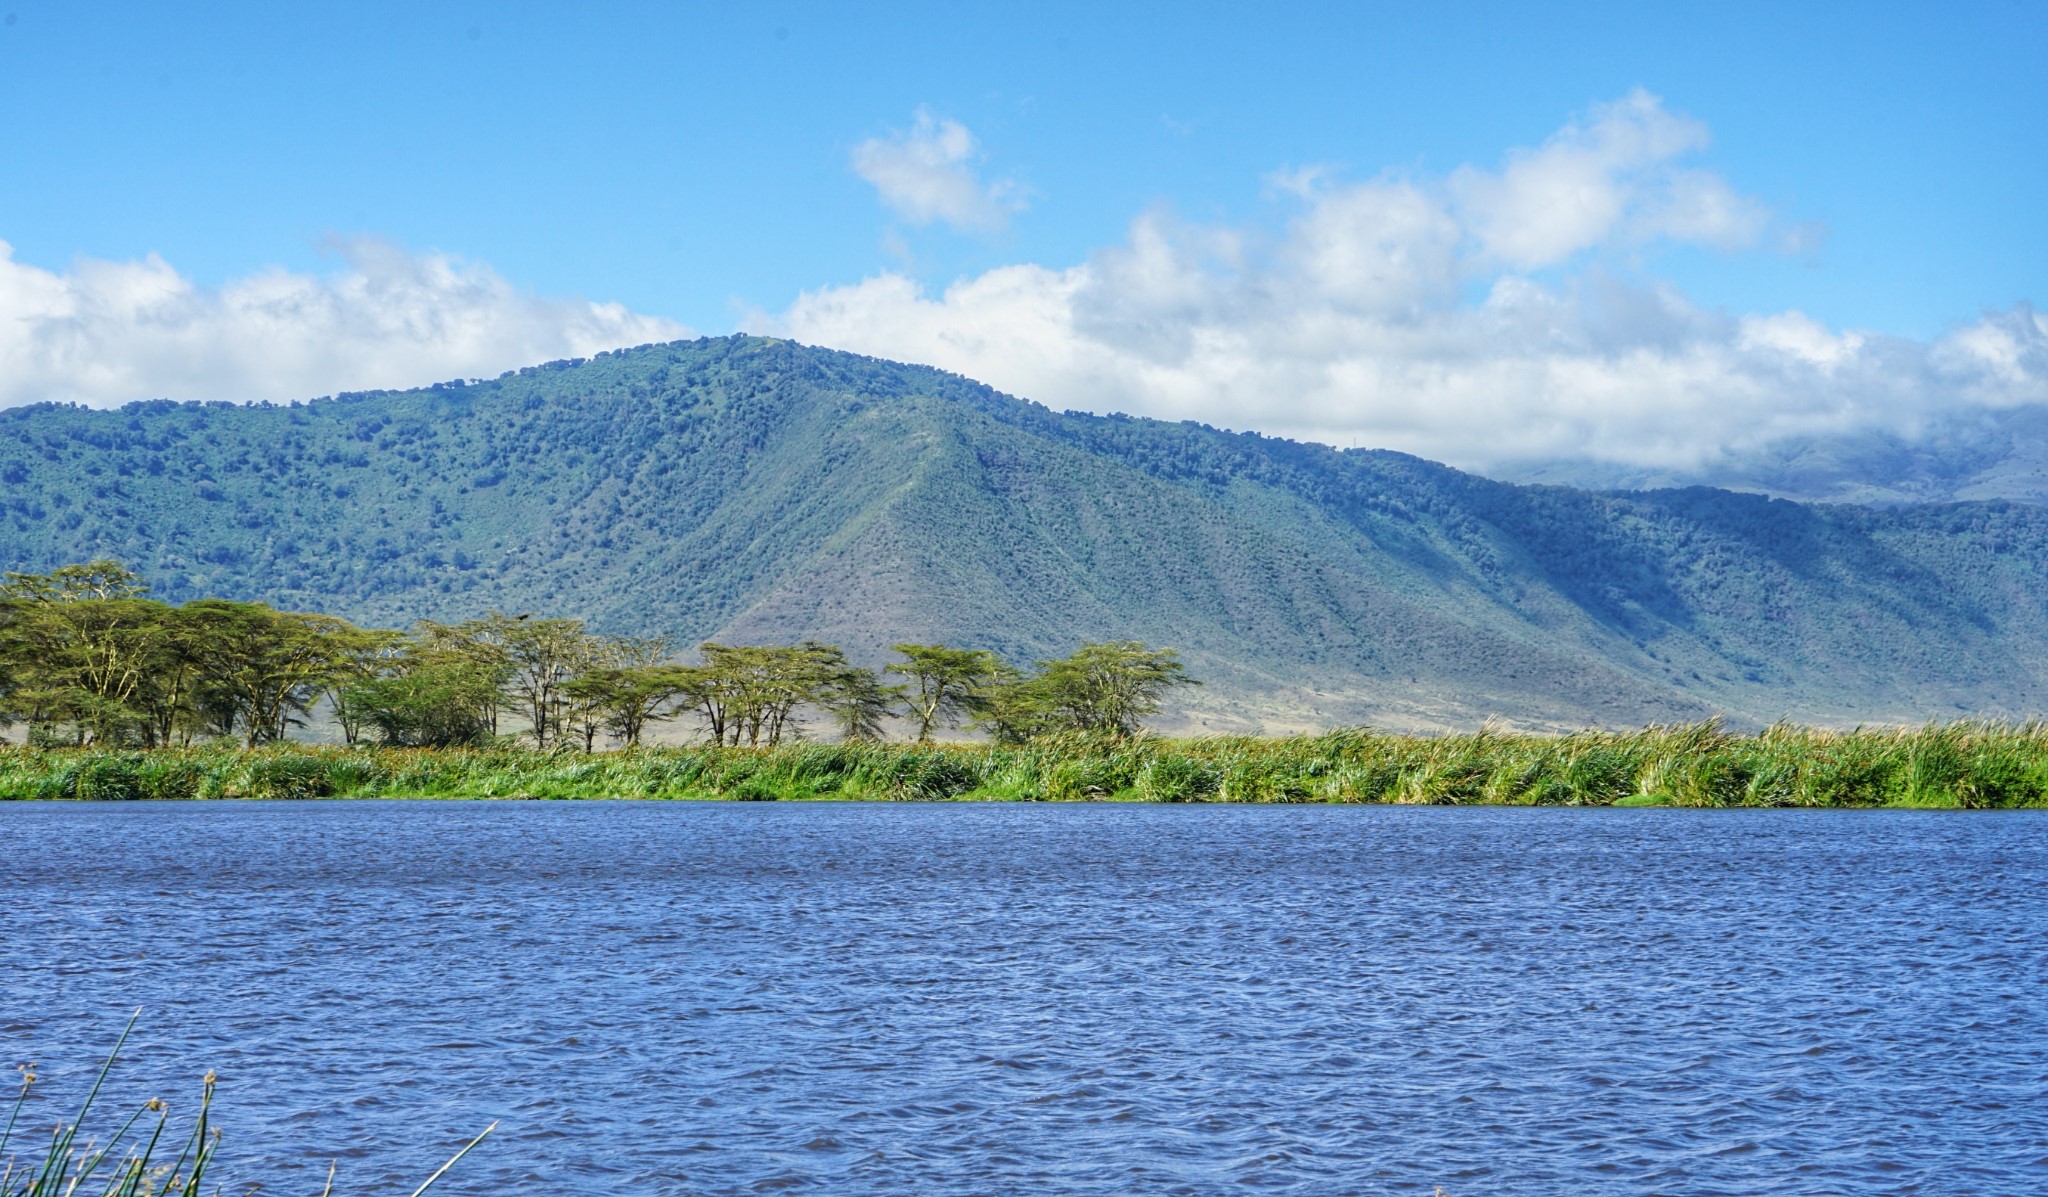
[2,802,2043,1195]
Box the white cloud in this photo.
[1932,305,2048,397]
[851,108,1024,233]
[759,91,2042,472]
[0,237,689,408]
[1448,88,1768,269]
[1737,311,1865,369]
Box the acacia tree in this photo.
[564,664,691,749]
[0,560,1202,752]
[683,642,847,747]
[0,561,172,744]
[886,643,999,742]
[682,644,763,747]
[136,605,218,747]
[475,614,594,749]
[560,635,678,750]
[818,664,901,742]
[757,642,848,746]
[181,600,391,745]
[967,662,1051,746]
[1029,641,1195,738]
[340,621,510,747]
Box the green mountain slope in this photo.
[6,335,2048,730]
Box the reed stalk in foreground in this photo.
[1,1012,492,1197]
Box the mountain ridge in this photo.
[6,334,2048,732]
[1495,402,2048,505]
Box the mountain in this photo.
[1496,404,2048,506]
[6,335,2048,732]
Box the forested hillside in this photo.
[6,335,2048,730]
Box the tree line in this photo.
[0,561,1195,749]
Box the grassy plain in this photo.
[5,722,2048,807]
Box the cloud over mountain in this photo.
[770,91,2046,473]
[0,237,688,408]
[3,90,2038,478]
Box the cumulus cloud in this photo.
[1448,89,1768,268]
[851,108,1024,233]
[0,237,689,408]
[759,91,2043,472]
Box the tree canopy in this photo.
[0,561,1197,750]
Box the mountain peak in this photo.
[6,337,2048,730]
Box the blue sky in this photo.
[0,1,2042,468]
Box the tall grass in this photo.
[2,1013,492,1197]
[4,721,2048,807]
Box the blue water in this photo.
[1,802,2043,1195]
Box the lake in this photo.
[2,802,2042,1195]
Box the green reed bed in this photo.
[4,722,2048,807]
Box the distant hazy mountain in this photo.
[6,335,2048,731]
[1495,404,2048,506]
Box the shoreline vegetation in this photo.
[5,722,2048,807]
[3,560,2046,808]
[0,562,1192,751]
